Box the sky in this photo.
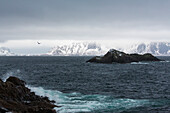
[0,0,170,54]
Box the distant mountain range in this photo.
[46,42,170,56]
[0,42,169,56]
[0,47,15,56]
[123,42,170,56]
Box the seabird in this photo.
[37,42,41,44]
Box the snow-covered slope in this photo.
[47,42,170,56]
[0,47,15,56]
[123,42,170,56]
[47,42,107,56]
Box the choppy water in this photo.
[0,56,170,113]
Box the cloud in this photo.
[1,0,170,42]
[0,25,170,42]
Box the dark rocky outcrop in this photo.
[6,76,25,86]
[86,49,161,64]
[0,76,57,113]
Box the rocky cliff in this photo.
[0,76,57,113]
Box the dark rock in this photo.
[86,49,161,64]
[130,53,160,61]
[0,79,2,83]
[6,76,25,86]
[0,76,57,113]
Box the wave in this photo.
[2,70,169,112]
[131,60,169,65]
[28,86,153,113]
[1,69,21,82]
[131,62,149,65]
[160,60,170,63]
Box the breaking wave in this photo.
[160,60,170,63]
[1,69,21,82]
[131,62,149,65]
[28,86,153,113]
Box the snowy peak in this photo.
[47,42,107,56]
[0,47,15,56]
[47,42,170,56]
[124,42,170,56]
[149,42,170,55]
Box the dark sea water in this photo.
[0,56,170,113]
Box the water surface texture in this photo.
[0,56,170,113]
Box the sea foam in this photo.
[160,60,170,63]
[2,69,21,82]
[28,86,151,113]
[131,62,149,65]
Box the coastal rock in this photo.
[86,49,161,63]
[6,76,25,86]
[0,76,57,113]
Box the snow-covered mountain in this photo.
[46,42,170,56]
[47,42,107,56]
[123,42,170,56]
[0,47,15,56]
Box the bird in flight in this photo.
[37,41,41,44]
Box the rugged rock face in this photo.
[0,76,57,113]
[86,49,161,64]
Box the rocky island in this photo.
[86,49,161,64]
[0,76,57,113]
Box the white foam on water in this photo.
[131,62,149,65]
[28,86,150,113]
[160,60,170,63]
[1,69,21,82]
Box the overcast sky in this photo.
[0,0,170,54]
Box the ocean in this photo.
[0,56,170,113]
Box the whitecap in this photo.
[1,69,21,82]
[160,60,170,63]
[27,86,151,113]
[131,62,149,65]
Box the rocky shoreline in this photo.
[87,49,161,64]
[0,76,57,113]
